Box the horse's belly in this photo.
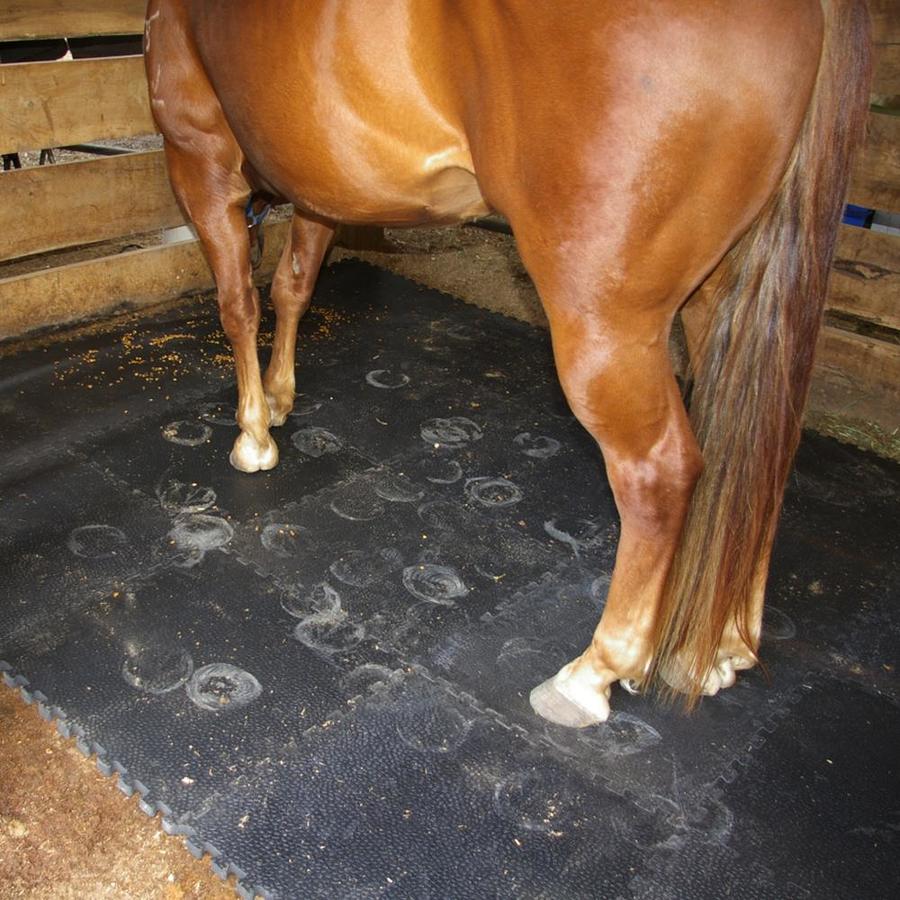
[246,123,490,227]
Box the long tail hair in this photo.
[647,0,872,701]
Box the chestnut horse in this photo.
[145,1,870,727]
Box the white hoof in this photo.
[716,657,737,689]
[529,665,611,728]
[700,657,737,696]
[229,432,278,473]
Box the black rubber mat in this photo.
[1,260,897,899]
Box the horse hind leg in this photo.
[263,214,335,426]
[511,156,774,723]
[522,261,703,725]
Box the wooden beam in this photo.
[869,0,900,45]
[0,56,154,155]
[872,43,900,110]
[828,226,900,331]
[0,150,185,262]
[847,111,900,212]
[812,325,900,431]
[0,222,290,340]
[0,0,145,40]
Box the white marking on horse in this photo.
[423,147,456,171]
[144,10,160,52]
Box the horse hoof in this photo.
[663,654,740,697]
[718,657,737,689]
[702,657,736,695]
[229,433,278,472]
[529,677,609,728]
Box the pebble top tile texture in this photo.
[1,261,897,899]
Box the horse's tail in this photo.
[647,0,872,702]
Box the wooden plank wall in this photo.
[0,1,145,40]
[0,1,897,429]
[829,228,900,331]
[816,3,900,429]
[0,57,155,154]
[0,221,290,338]
[0,150,181,261]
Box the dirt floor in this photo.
[1,219,897,899]
[0,689,236,900]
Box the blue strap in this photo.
[245,196,272,228]
[842,203,874,229]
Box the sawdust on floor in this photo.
[0,688,236,899]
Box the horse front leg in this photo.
[263,214,335,426]
[147,0,280,472]
[164,145,276,472]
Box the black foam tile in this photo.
[768,433,899,696]
[191,669,670,899]
[633,678,900,900]
[3,550,399,823]
[0,366,55,479]
[788,430,900,518]
[0,302,238,468]
[627,812,791,900]
[230,465,564,659]
[717,678,900,898]
[302,261,553,394]
[426,565,812,809]
[282,262,583,471]
[0,457,173,658]
[396,415,618,563]
[88,398,378,523]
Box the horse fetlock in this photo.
[229,430,278,472]
[717,624,760,668]
[661,644,757,697]
[590,631,653,683]
[265,389,293,427]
